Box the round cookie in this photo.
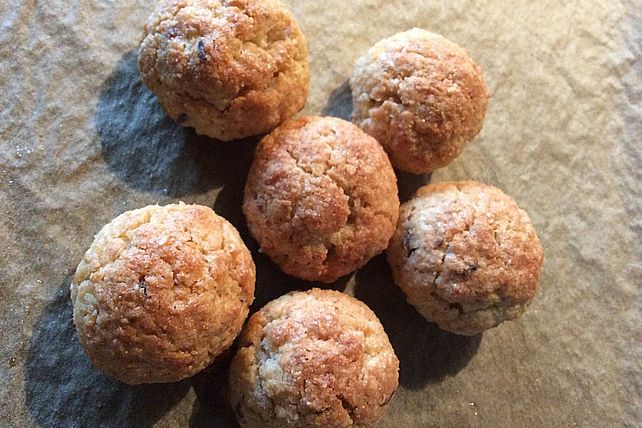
[229,288,399,427]
[138,0,309,141]
[243,116,399,283]
[350,28,489,174]
[70,203,255,384]
[387,181,543,335]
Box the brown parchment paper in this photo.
[1,0,640,426]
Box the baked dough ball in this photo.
[138,0,309,141]
[350,28,489,174]
[243,116,399,283]
[70,203,255,384]
[387,181,543,335]
[229,289,399,427]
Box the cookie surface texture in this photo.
[229,288,399,427]
[70,203,256,384]
[351,28,488,173]
[139,0,309,140]
[243,116,399,282]
[387,181,543,335]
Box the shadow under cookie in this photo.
[188,354,239,428]
[354,254,482,389]
[95,49,258,197]
[322,79,353,121]
[396,171,432,203]
[24,275,190,427]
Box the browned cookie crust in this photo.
[229,289,399,427]
[243,116,399,283]
[387,181,543,335]
[138,0,309,141]
[70,203,255,384]
[350,28,489,174]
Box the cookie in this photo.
[70,203,255,384]
[138,0,309,141]
[387,181,543,335]
[229,288,399,427]
[351,28,489,174]
[243,116,399,282]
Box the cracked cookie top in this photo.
[229,288,399,427]
[387,181,543,335]
[350,28,488,174]
[138,0,309,140]
[70,203,255,384]
[243,116,399,282]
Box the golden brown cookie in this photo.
[229,288,399,427]
[138,0,309,141]
[350,28,489,174]
[387,181,544,335]
[243,116,399,283]
[70,203,255,384]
